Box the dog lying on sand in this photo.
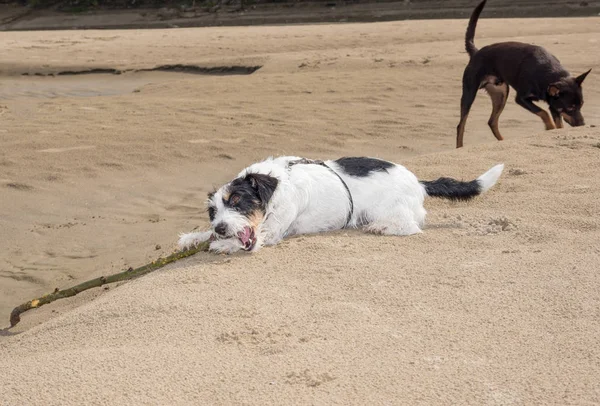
[178,156,504,254]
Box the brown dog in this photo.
[456,0,591,148]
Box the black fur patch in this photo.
[334,157,394,177]
[245,173,278,205]
[224,173,278,216]
[207,191,216,221]
[421,178,481,201]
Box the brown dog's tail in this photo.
[465,0,487,57]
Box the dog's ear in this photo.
[245,173,278,204]
[575,69,591,86]
[548,83,561,98]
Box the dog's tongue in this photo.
[238,227,251,244]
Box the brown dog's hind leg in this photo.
[485,82,509,141]
[456,75,479,148]
[456,107,471,149]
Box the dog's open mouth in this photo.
[237,226,256,251]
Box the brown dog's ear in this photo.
[575,69,591,86]
[548,84,561,97]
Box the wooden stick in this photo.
[9,242,210,328]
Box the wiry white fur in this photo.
[209,238,244,253]
[210,188,248,235]
[177,230,212,249]
[178,156,503,254]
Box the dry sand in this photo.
[1,16,600,404]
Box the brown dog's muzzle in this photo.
[562,111,585,127]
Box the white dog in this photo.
[178,156,504,254]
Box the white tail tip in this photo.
[477,163,504,193]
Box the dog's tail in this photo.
[421,163,504,201]
[465,0,487,57]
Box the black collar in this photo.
[288,158,354,227]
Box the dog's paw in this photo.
[261,235,281,247]
[178,231,213,250]
[209,238,243,254]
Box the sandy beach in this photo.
[1,14,600,404]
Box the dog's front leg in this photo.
[178,230,213,250]
[549,107,564,129]
[260,210,296,247]
[515,95,555,130]
[262,233,284,247]
[209,238,243,254]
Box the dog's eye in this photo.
[207,206,216,221]
[229,194,241,205]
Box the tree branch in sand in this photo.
[9,242,210,328]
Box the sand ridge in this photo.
[2,131,600,404]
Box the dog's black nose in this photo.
[214,222,227,236]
